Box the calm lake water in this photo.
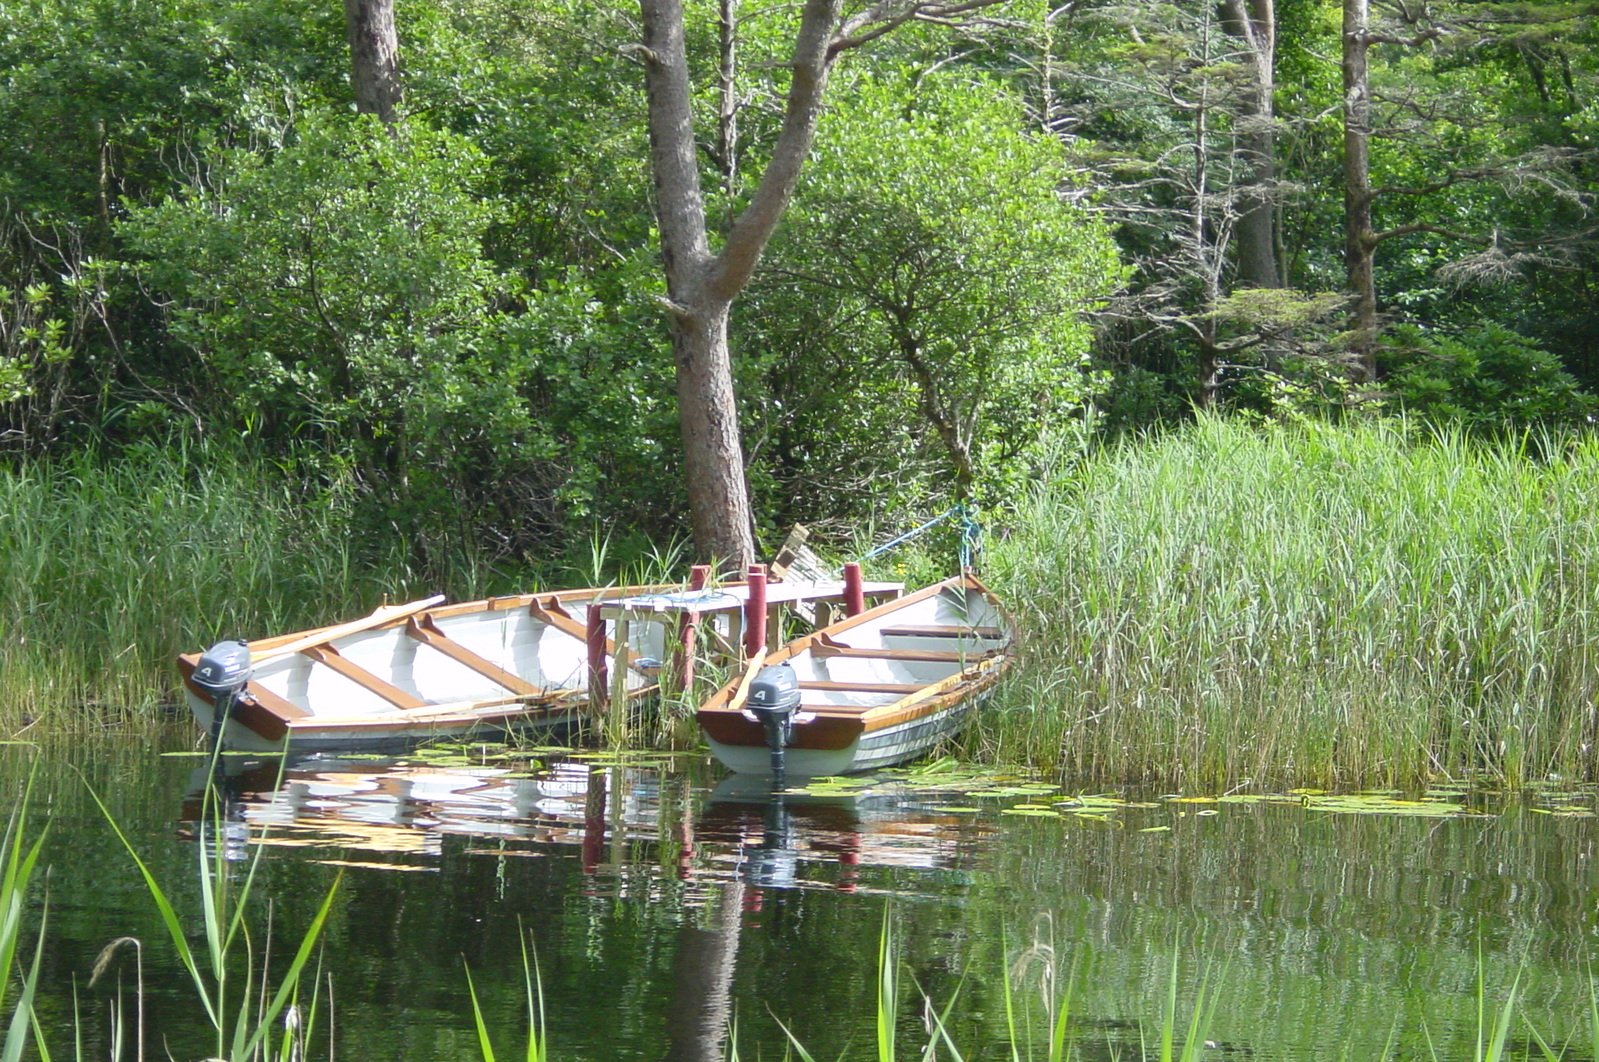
[6,729,1598,1060]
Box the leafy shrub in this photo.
[1378,323,1595,430]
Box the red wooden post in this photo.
[744,564,767,658]
[676,564,710,691]
[586,603,608,708]
[843,562,866,617]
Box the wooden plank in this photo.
[880,624,1005,640]
[767,603,783,652]
[285,692,580,731]
[810,634,995,663]
[539,596,575,621]
[797,680,922,694]
[868,656,1006,719]
[242,681,311,720]
[767,524,812,581]
[531,597,650,674]
[252,595,446,664]
[405,616,544,696]
[859,659,1010,733]
[528,596,591,643]
[726,647,766,713]
[609,613,630,737]
[301,645,426,709]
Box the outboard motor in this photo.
[746,662,801,783]
[192,640,253,750]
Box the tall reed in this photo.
[0,440,493,729]
[0,773,46,1062]
[90,767,340,1061]
[981,417,1599,789]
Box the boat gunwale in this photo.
[696,571,1015,769]
[698,572,1011,719]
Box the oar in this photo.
[726,646,767,713]
[251,595,446,664]
[876,654,1006,715]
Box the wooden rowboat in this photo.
[178,588,672,753]
[696,572,1014,778]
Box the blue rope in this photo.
[957,503,982,571]
[860,503,983,570]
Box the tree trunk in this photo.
[1223,0,1281,289]
[344,0,402,123]
[674,301,758,568]
[896,331,976,497]
[718,0,739,202]
[1342,0,1379,381]
[637,0,841,568]
[1188,34,1226,410]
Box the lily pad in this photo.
[1302,794,1465,817]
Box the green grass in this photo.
[0,440,514,730]
[979,417,1599,789]
[743,913,1576,1062]
[1,764,338,1061]
[15,416,1599,791]
[0,771,47,1062]
[0,442,712,735]
[89,763,341,1061]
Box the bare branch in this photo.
[831,0,1009,57]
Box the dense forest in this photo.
[2,0,1596,574]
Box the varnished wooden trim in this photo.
[811,634,997,664]
[249,595,445,661]
[179,655,309,726]
[286,695,577,732]
[859,658,1010,731]
[405,616,544,696]
[698,574,1009,716]
[798,680,922,694]
[241,681,311,720]
[529,597,649,674]
[301,644,426,709]
[879,624,1005,639]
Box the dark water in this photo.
[6,731,1598,1061]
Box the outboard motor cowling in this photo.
[746,662,801,782]
[193,640,253,748]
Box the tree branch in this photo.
[705,0,840,301]
[830,0,1009,57]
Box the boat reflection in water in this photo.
[692,773,988,899]
[180,754,991,895]
[180,755,992,1062]
[182,753,657,874]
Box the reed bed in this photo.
[981,417,1599,790]
[0,443,442,730]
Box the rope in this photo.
[860,503,983,570]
